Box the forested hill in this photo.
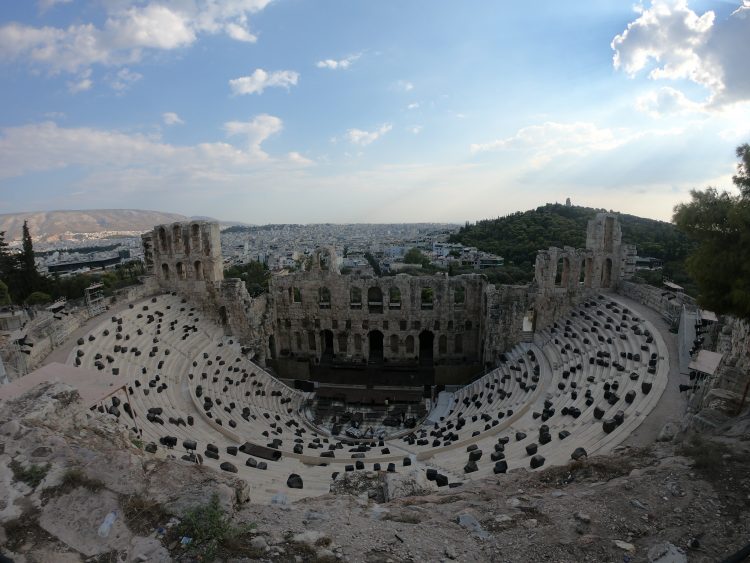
[450,203,696,275]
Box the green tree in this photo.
[404,248,430,266]
[673,144,750,320]
[0,280,10,306]
[26,291,52,305]
[224,261,270,297]
[19,221,40,296]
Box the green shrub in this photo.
[10,461,50,488]
[177,494,255,560]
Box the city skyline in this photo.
[1,0,749,224]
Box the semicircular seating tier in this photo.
[68,292,668,503]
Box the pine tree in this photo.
[19,221,40,298]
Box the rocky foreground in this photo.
[1,383,749,563]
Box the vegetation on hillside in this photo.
[224,261,270,297]
[450,202,697,289]
[673,143,750,320]
[0,221,144,305]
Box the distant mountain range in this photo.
[0,209,190,241]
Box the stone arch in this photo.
[320,329,334,362]
[350,287,362,309]
[183,233,190,255]
[368,330,384,362]
[319,287,331,309]
[601,257,613,288]
[389,286,401,309]
[405,335,415,355]
[337,333,348,355]
[421,287,434,310]
[454,286,465,306]
[193,260,203,280]
[419,330,434,365]
[176,262,185,280]
[579,259,586,285]
[160,263,170,279]
[554,256,570,286]
[158,227,168,252]
[389,334,399,354]
[218,306,228,326]
[368,286,383,313]
[584,257,593,288]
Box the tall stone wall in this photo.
[270,261,485,366]
[137,212,636,379]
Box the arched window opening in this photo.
[319,287,331,309]
[368,287,383,313]
[176,262,185,280]
[419,331,434,365]
[405,335,415,355]
[421,287,434,310]
[338,333,348,355]
[161,263,170,280]
[158,227,168,252]
[320,330,334,362]
[389,287,401,309]
[438,334,447,355]
[368,331,384,362]
[454,286,465,307]
[193,261,203,280]
[350,287,362,309]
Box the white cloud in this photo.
[229,69,299,95]
[408,125,423,134]
[67,69,92,93]
[162,112,184,126]
[636,86,705,117]
[108,5,195,50]
[110,67,142,92]
[224,114,283,158]
[612,0,750,110]
[407,102,420,110]
[0,115,290,181]
[225,22,257,43]
[316,53,361,70]
[470,122,630,164]
[0,0,274,79]
[287,151,314,166]
[345,123,392,146]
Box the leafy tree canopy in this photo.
[450,202,696,286]
[673,143,750,320]
[224,261,270,297]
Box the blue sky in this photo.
[1,0,749,223]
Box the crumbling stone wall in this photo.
[139,213,636,377]
[714,317,750,398]
[270,261,485,366]
[148,221,224,290]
